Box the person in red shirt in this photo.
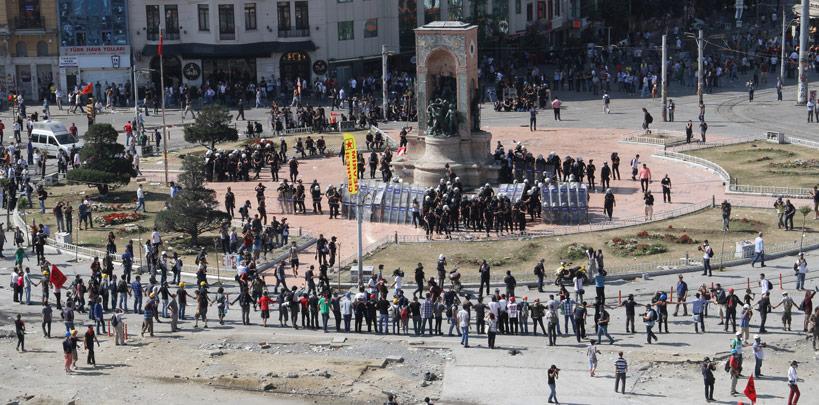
[258,291,272,327]
[0,119,5,144]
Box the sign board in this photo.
[223,254,239,271]
[59,56,79,67]
[343,132,359,194]
[61,45,130,56]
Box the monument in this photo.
[392,21,497,188]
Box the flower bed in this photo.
[606,238,668,257]
[90,202,137,212]
[635,230,697,244]
[95,212,144,226]
[561,242,593,261]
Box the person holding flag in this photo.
[50,263,67,309]
[744,373,757,405]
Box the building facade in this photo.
[126,0,582,92]
[0,0,60,101]
[128,0,402,91]
[56,0,132,94]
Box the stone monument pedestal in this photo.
[392,21,497,189]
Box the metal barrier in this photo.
[655,150,731,182]
[784,135,819,150]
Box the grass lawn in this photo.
[686,141,819,189]
[362,207,818,283]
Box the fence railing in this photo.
[784,135,819,150]
[665,134,764,153]
[656,150,731,182]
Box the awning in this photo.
[793,1,819,18]
[141,41,317,59]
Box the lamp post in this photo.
[797,0,810,104]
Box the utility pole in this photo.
[356,191,363,278]
[697,29,704,105]
[780,6,787,85]
[159,29,169,183]
[661,34,668,122]
[797,0,810,104]
[382,45,388,121]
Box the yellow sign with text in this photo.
[343,133,359,194]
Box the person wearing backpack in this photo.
[641,107,653,134]
[700,240,714,276]
[642,304,658,344]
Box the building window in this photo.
[36,41,48,56]
[526,3,533,21]
[364,18,378,38]
[198,4,210,31]
[554,0,560,16]
[146,5,160,41]
[515,0,521,14]
[15,42,28,58]
[244,3,257,30]
[219,4,235,40]
[547,0,553,20]
[338,21,354,41]
[537,1,545,19]
[337,0,353,3]
[17,0,43,29]
[277,2,291,31]
[294,1,309,30]
[165,5,180,40]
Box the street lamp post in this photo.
[797,0,810,104]
[697,30,704,105]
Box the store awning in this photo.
[793,1,819,18]
[141,41,317,58]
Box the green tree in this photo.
[183,105,238,149]
[155,156,229,245]
[66,123,135,194]
[799,205,812,251]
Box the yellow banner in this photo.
[343,133,359,194]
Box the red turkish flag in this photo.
[49,264,67,289]
[743,374,757,404]
[81,83,94,95]
[157,31,163,57]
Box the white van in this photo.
[30,120,82,156]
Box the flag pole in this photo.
[159,28,169,184]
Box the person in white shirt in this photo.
[507,297,519,335]
[759,273,771,296]
[795,253,808,290]
[787,360,800,404]
[752,335,765,377]
[135,184,146,212]
[751,232,765,267]
[457,304,470,348]
[573,275,584,302]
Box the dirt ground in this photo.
[0,322,448,405]
[362,207,818,282]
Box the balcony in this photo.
[278,28,310,38]
[13,16,46,33]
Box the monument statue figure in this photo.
[445,103,458,136]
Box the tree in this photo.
[798,205,812,251]
[155,156,229,245]
[183,105,238,149]
[66,123,135,194]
